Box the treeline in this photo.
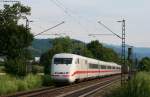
[40,37,121,74]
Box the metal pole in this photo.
[128,47,133,80]
[97,19,126,85]
[121,19,126,85]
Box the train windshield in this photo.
[54,58,72,64]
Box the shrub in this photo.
[42,75,54,86]
[32,65,44,74]
[5,59,27,76]
[0,62,4,66]
[0,66,5,73]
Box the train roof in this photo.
[53,53,121,67]
[53,53,85,58]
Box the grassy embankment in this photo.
[106,72,150,97]
[0,74,53,96]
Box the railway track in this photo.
[5,75,120,97]
[57,77,120,97]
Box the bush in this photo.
[106,72,150,97]
[42,75,54,86]
[0,62,4,66]
[5,59,27,76]
[32,65,44,74]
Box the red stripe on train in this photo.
[71,70,118,76]
[51,74,70,77]
[52,70,120,77]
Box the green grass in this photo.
[106,72,150,97]
[0,74,43,95]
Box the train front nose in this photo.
[51,71,70,82]
[51,58,72,83]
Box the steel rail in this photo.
[57,77,120,97]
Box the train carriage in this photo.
[51,53,121,83]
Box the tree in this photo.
[72,42,93,58]
[139,57,150,71]
[40,37,71,74]
[87,40,121,64]
[53,36,73,53]
[0,3,33,76]
[102,47,121,64]
[0,3,33,59]
[87,40,103,60]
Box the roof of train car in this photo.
[53,53,121,67]
[53,53,86,59]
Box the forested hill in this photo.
[31,38,83,57]
[31,39,150,59]
[105,44,150,59]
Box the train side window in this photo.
[98,65,101,69]
[107,66,111,69]
[104,66,106,69]
[85,60,87,64]
[89,63,98,69]
[101,65,106,69]
[75,58,79,64]
[113,67,115,69]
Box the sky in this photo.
[1,0,150,47]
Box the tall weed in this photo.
[0,74,42,96]
[106,72,150,97]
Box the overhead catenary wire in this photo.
[49,0,90,34]
[0,0,19,2]
[34,21,65,37]
[50,0,70,16]
[88,34,114,36]
[98,21,122,39]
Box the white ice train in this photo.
[51,53,121,83]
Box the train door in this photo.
[75,58,80,80]
[98,61,100,77]
[85,60,88,79]
[79,59,84,79]
[76,58,82,80]
[77,58,88,79]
